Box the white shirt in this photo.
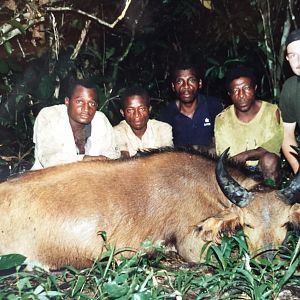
[114,119,173,156]
[32,105,120,169]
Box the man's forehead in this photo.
[71,85,96,96]
[124,95,148,107]
[175,69,198,78]
[230,76,252,86]
[287,40,300,53]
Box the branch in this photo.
[288,0,298,29]
[104,0,149,102]
[49,12,60,60]
[45,0,132,29]
[70,19,91,60]
[0,13,45,45]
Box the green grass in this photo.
[0,232,299,299]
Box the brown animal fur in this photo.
[0,150,299,270]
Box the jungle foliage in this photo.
[0,0,299,173]
[0,231,299,299]
[0,1,300,297]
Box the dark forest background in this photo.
[0,0,299,175]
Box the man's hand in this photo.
[232,147,267,164]
[232,152,249,163]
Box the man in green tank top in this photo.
[215,66,283,185]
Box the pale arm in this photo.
[282,122,299,174]
[160,124,174,147]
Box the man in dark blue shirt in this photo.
[158,62,223,148]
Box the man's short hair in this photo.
[66,78,98,99]
[171,59,201,82]
[225,66,257,91]
[286,29,300,47]
[120,86,150,109]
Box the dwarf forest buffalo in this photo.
[0,149,299,270]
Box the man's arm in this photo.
[159,123,174,147]
[88,112,120,159]
[32,108,82,169]
[214,115,229,156]
[282,122,299,174]
[232,147,268,163]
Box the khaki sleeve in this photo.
[214,115,231,156]
[113,126,129,153]
[160,124,174,147]
[90,114,120,159]
[260,109,284,155]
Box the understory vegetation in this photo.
[0,1,300,299]
[0,231,299,299]
[0,0,299,176]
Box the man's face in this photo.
[121,95,151,132]
[172,69,202,104]
[286,40,300,76]
[229,76,256,113]
[65,85,98,125]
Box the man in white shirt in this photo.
[114,87,173,157]
[32,78,120,169]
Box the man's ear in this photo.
[64,97,70,106]
[198,79,202,89]
[120,109,125,117]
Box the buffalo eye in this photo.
[282,222,290,228]
[245,224,254,229]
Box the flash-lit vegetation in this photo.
[0,0,299,175]
[0,1,300,299]
[0,232,299,299]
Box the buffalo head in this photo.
[199,148,300,256]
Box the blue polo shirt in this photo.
[158,94,223,147]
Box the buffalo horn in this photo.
[215,148,254,208]
[279,146,300,204]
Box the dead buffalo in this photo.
[0,149,299,270]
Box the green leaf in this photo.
[33,285,44,295]
[7,295,18,300]
[8,20,26,35]
[0,254,26,270]
[277,257,300,290]
[16,277,32,290]
[105,48,115,59]
[236,267,255,286]
[132,292,153,300]
[200,0,212,10]
[140,240,154,249]
[15,94,24,105]
[4,41,13,55]
[115,272,129,284]
[98,230,107,241]
[37,75,55,99]
[0,59,9,74]
[71,275,86,297]
[210,245,227,270]
[103,282,129,297]
[7,58,23,72]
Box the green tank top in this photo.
[215,101,283,166]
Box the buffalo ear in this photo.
[196,208,242,244]
[289,203,300,225]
